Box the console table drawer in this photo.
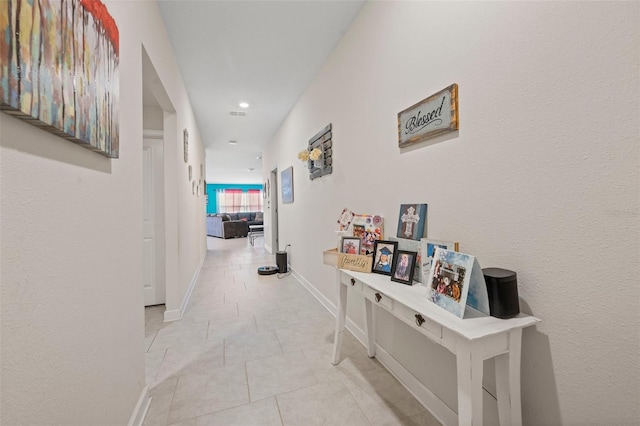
[397,304,442,340]
[363,285,393,310]
[341,273,363,292]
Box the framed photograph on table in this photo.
[371,240,398,276]
[391,250,417,285]
[340,237,361,255]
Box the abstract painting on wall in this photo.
[1,0,120,158]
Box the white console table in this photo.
[331,269,540,426]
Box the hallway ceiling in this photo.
[157,0,365,184]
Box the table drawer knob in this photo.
[350,278,356,286]
[415,314,425,327]
[375,293,382,303]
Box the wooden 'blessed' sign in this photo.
[398,84,458,147]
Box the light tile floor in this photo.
[144,236,442,426]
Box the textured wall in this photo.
[263,2,639,424]
[0,1,205,424]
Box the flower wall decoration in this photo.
[309,148,322,161]
[297,150,310,161]
[297,147,322,163]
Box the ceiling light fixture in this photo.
[239,102,250,109]
[228,140,237,145]
[248,168,254,172]
[256,155,262,160]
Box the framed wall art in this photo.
[1,0,120,158]
[280,166,294,204]
[183,129,189,163]
[398,84,458,148]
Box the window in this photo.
[247,189,262,212]
[217,189,263,213]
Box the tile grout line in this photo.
[244,362,252,403]
[274,394,285,426]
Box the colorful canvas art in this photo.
[1,0,120,157]
[396,204,427,241]
[348,214,383,255]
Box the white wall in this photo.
[0,1,206,424]
[263,2,639,425]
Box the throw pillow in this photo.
[221,214,231,222]
[255,212,264,221]
[240,218,248,221]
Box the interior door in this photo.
[143,136,166,306]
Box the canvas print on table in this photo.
[396,204,427,240]
[1,0,119,158]
[427,248,474,318]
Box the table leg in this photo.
[456,340,484,426]
[331,275,348,365]
[495,328,523,426]
[364,298,376,358]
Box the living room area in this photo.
[206,184,264,240]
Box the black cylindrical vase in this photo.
[483,268,520,319]
[276,251,288,273]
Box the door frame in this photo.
[270,167,279,252]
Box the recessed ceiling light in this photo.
[248,168,254,172]
[239,102,250,109]
[228,140,237,145]
[256,155,262,160]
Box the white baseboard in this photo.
[128,385,150,426]
[290,267,338,316]
[289,266,456,426]
[373,345,457,426]
[164,252,206,322]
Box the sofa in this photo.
[206,212,264,239]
